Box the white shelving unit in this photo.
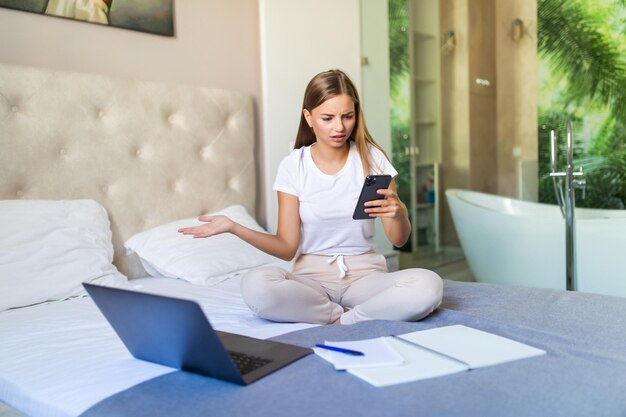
[414,162,440,251]
[408,0,441,253]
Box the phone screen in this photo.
[352,175,392,220]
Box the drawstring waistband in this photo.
[328,254,348,279]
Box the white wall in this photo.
[0,1,261,95]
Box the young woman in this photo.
[179,69,442,324]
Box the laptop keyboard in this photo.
[229,351,273,375]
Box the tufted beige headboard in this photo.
[0,63,256,278]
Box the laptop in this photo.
[83,283,312,385]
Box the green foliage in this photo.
[538,0,626,120]
[538,0,626,209]
[388,0,409,92]
[388,0,411,208]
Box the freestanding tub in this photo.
[446,189,626,298]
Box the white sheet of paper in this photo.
[398,325,546,368]
[313,337,404,370]
[347,337,469,387]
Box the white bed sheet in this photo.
[0,274,318,417]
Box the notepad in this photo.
[348,325,546,387]
[313,337,404,370]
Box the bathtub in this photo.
[446,189,626,298]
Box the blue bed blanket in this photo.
[80,280,626,417]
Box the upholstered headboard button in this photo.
[201,146,213,160]
[228,178,241,192]
[171,179,183,193]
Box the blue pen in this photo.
[315,344,364,356]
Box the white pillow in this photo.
[124,205,282,285]
[0,200,127,312]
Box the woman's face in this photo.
[303,93,356,149]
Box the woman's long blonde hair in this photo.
[294,69,388,177]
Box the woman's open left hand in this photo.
[177,215,235,238]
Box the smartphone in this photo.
[352,175,392,220]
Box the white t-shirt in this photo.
[273,141,397,256]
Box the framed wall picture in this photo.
[0,0,175,37]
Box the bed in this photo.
[1,63,626,417]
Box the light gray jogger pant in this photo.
[240,252,443,325]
